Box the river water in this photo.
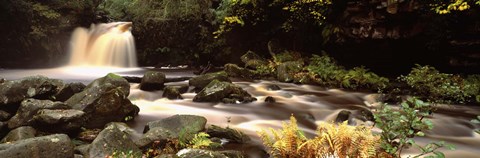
[1,67,479,157]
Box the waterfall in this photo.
[68,22,138,67]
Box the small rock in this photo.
[74,144,90,157]
[8,99,70,129]
[224,64,257,79]
[32,109,85,132]
[0,134,74,158]
[163,86,184,100]
[264,96,276,103]
[176,149,227,158]
[218,150,246,158]
[266,85,281,91]
[358,107,374,122]
[206,125,251,143]
[335,110,352,123]
[77,129,102,143]
[52,82,86,101]
[0,110,12,121]
[0,78,4,83]
[189,71,231,90]
[88,123,141,158]
[1,126,36,143]
[140,71,166,91]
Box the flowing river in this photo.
[1,67,479,158]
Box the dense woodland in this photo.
[0,0,479,75]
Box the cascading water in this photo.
[68,22,137,67]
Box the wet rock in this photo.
[162,86,184,100]
[335,110,352,123]
[276,61,303,82]
[0,78,4,83]
[224,64,257,79]
[52,82,86,102]
[88,123,140,158]
[206,125,250,143]
[135,127,176,148]
[32,109,85,132]
[357,107,374,122]
[266,85,281,91]
[264,96,276,103]
[122,76,142,83]
[0,134,74,158]
[0,75,64,106]
[74,144,90,157]
[144,115,206,135]
[8,99,70,129]
[1,126,36,143]
[193,80,256,103]
[165,77,193,83]
[176,149,228,158]
[218,150,245,158]
[0,110,11,121]
[189,71,231,90]
[240,51,267,69]
[66,73,139,128]
[140,71,166,91]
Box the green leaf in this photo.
[433,151,445,158]
[416,131,425,136]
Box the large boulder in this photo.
[0,76,64,106]
[224,64,257,79]
[193,80,256,103]
[88,123,141,158]
[52,82,86,102]
[31,109,85,132]
[144,115,207,134]
[140,71,166,91]
[66,73,139,128]
[8,99,70,129]
[1,126,36,143]
[0,134,74,158]
[276,61,304,82]
[189,71,231,90]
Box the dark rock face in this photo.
[193,80,256,103]
[0,110,11,121]
[66,73,139,128]
[206,125,250,143]
[135,127,176,148]
[163,86,185,100]
[176,149,228,158]
[140,71,166,91]
[0,134,74,158]
[52,82,86,102]
[264,96,276,103]
[0,76,64,105]
[88,123,141,158]
[8,99,70,129]
[1,126,36,143]
[276,61,303,82]
[189,71,231,90]
[335,110,352,123]
[224,64,257,79]
[32,109,85,132]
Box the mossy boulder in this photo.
[276,61,304,82]
[224,64,257,79]
[240,51,267,69]
[8,99,70,129]
[162,86,187,100]
[206,125,251,143]
[140,71,166,91]
[189,71,231,90]
[52,82,86,102]
[88,123,141,158]
[32,109,86,133]
[0,126,36,143]
[193,80,256,103]
[0,76,64,106]
[66,73,139,128]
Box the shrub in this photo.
[398,65,477,103]
[258,115,380,158]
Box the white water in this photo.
[68,22,137,67]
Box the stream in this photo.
[1,67,479,158]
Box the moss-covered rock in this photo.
[0,76,64,106]
[88,123,141,158]
[276,61,304,82]
[224,63,257,79]
[206,125,250,143]
[193,80,256,103]
[189,71,231,90]
[162,86,185,100]
[240,51,267,69]
[8,99,70,129]
[140,71,166,91]
[0,134,74,158]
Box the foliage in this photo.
[258,115,380,158]
[179,132,221,149]
[471,116,480,134]
[430,0,480,14]
[373,98,455,157]
[398,65,478,103]
[307,54,389,91]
